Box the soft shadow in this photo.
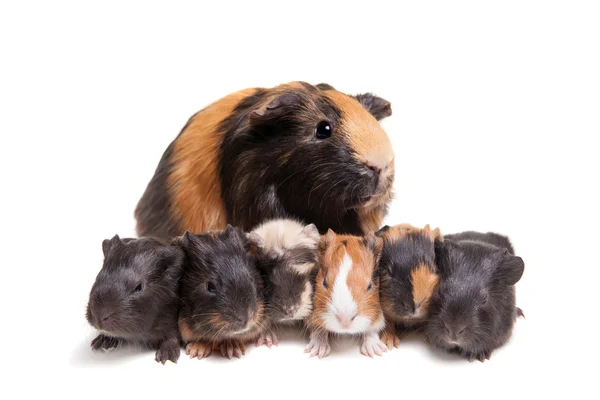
[70,337,157,367]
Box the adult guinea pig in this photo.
[135,81,395,239]
[375,224,441,350]
[305,229,386,358]
[426,235,525,362]
[249,218,320,347]
[86,235,185,364]
[176,225,266,359]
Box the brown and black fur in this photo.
[375,224,441,349]
[135,82,394,239]
[176,225,267,359]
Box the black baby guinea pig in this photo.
[426,235,525,362]
[177,225,266,359]
[86,235,185,364]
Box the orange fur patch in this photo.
[411,263,440,314]
[310,232,382,330]
[324,90,394,171]
[169,88,258,234]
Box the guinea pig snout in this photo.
[444,321,467,343]
[336,311,358,330]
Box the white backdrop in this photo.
[1,1,598,398]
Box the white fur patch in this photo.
[292,281,313,319]
[325,253,368,334]
[251,219,319,256]
[292,262,315,274]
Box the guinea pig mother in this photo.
[135,81,395,239]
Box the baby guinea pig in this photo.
[86,235,185,364]
[305,229,386,358]
[135,81,395,240]
[249,219,321,347]
[426,234,525,362]
[177,225,266,359]
[375,224,442,350]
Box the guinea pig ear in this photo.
[316,83,336,91]
[319,229,336,252]
[249,92,301,121]
[375,225,390,238]
[433,227,443,242]
[102,234,121,256]
[173,231,197,250]
[352,93,392,121]
[300,224,320,242]
[246,231,264,247]
[498,252,525,286]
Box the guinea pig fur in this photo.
[444,231,515,254]
[249,219,320,347]
[86,235,185,364]
[176,225,266,359]
[135,81,395,239]
[426,237,525,362]
[375,224,441,350]
[305,229,386,358]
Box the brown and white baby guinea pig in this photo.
[86,235,185,364]
[135,81,395,241]
[375,224,442,349]
[176,225,266,359]
[305,229,386,358]
[249,219,320,347]
[426,232,525,362]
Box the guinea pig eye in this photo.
[322,276,329,289]
[206,282,217,294]
[367,282,373,291]
[133,283,143,293]
[315,121,332,139]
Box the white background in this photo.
[1,1,598,398]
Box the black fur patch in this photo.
[426,236,524,362]
[217,85,376,234]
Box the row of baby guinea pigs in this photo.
[86,219,525,364]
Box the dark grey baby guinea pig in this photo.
[426,236,525,362]
[177,225,266,359]
[86,235,185,364]
[249,219,320,347]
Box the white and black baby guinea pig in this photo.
[305,229,386,358]
[426,232,525,362]
[249,219,320,347]
[86,235,185,364]
[177,225,266,359]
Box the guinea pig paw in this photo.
[185,341,212,360]
[91,334,120,351]
[219,340,246,359]
[304,334,331,359]
[256,332,279,348]
[155,340,181,364]
[360,333,388,358]
[380,330,401,350]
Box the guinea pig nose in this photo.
[364,162,382,174]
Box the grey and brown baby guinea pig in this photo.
[249,219,320,347]
[176,225,266,359]
[305,229,386,358]
[426,233,525,362]
[135,81,395,240]
[86,235,185,364]
[375,224,442,349]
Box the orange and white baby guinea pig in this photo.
[305,229,386,358]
